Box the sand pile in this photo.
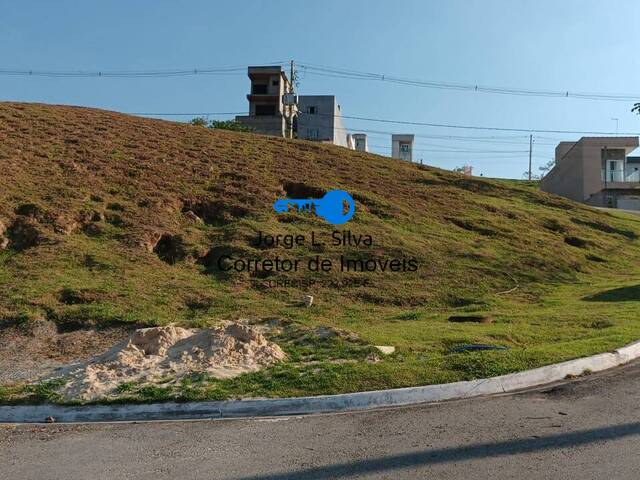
[54,323,286,401]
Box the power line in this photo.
[368,144,529,154]
[143,109,632,137]
[0,62,287,78]
[124,109,615,158]
[296,61,640,102]
[369,144,529,154]
[4,58,640,104]
[127,110,541,149]
[298,110,640,136]
[0,68,245,78]
[340,114,639,136]
[331,125,558,147]
[125,109,554,165]
[128,111,247,116]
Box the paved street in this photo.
[2,361,640,479]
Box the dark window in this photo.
[272,79,279,86]
[307,106,318,115]
[252,84,268,94]
[602,148,625,160]
[255,104,276,116]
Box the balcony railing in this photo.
[602,169,640,183]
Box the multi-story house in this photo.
[540,137,640,209]
[235,66,296,138]
[235,66,350,147]
[296,95,349,147]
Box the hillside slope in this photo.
[2,102,640,402]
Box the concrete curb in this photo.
[2,339,640,423]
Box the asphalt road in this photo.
[2,361,640,480]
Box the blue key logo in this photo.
[273,189,356,225]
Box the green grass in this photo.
[3,102,640,404]
[4,266,640,405]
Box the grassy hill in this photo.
[2,102,640,403]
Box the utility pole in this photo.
[286,60,297,139]
[603,145,608,189]
[290,60,296,93]
[528,134,533,181]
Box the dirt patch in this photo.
[52,215,79,235]
[282,181,325,198]
[6,216,49,250]
[448,315,493,324]
[153,233,187,264]
[564,236,589,248]
[104,212,125,227]
[58,288,104,305]
[15,203,50,222]
[0,320,130,384]
[51,323,286,401]
[183,198,250,226]
[106,202,126,212]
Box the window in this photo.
[306,128,320,140]
[400,143,410,153]
[272,79,279,86]
[252,84,268,94]
[307,106,318,115]
[255,104,276,116]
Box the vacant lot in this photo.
[2,102,640,403]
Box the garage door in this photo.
[617,196,640,210]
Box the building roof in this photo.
[298,95,336,100]
[247,66,284,75]
[392,134,415,141]
[246,66,289,83]
[575,136,638,147]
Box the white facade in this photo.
[353,134,368,152]
[391,134,415,161]
[296,95,349,147]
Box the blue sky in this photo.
[2,0,639,178]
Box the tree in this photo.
[189,117,253,132]
[208,120,253,132]
[190,117,208,127]
[523,160,555,180]
[538,159,555,178]
[632,103,640,114]
[523,171,539,180]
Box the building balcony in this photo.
[601,169,640,185]
[247,93,280,101]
